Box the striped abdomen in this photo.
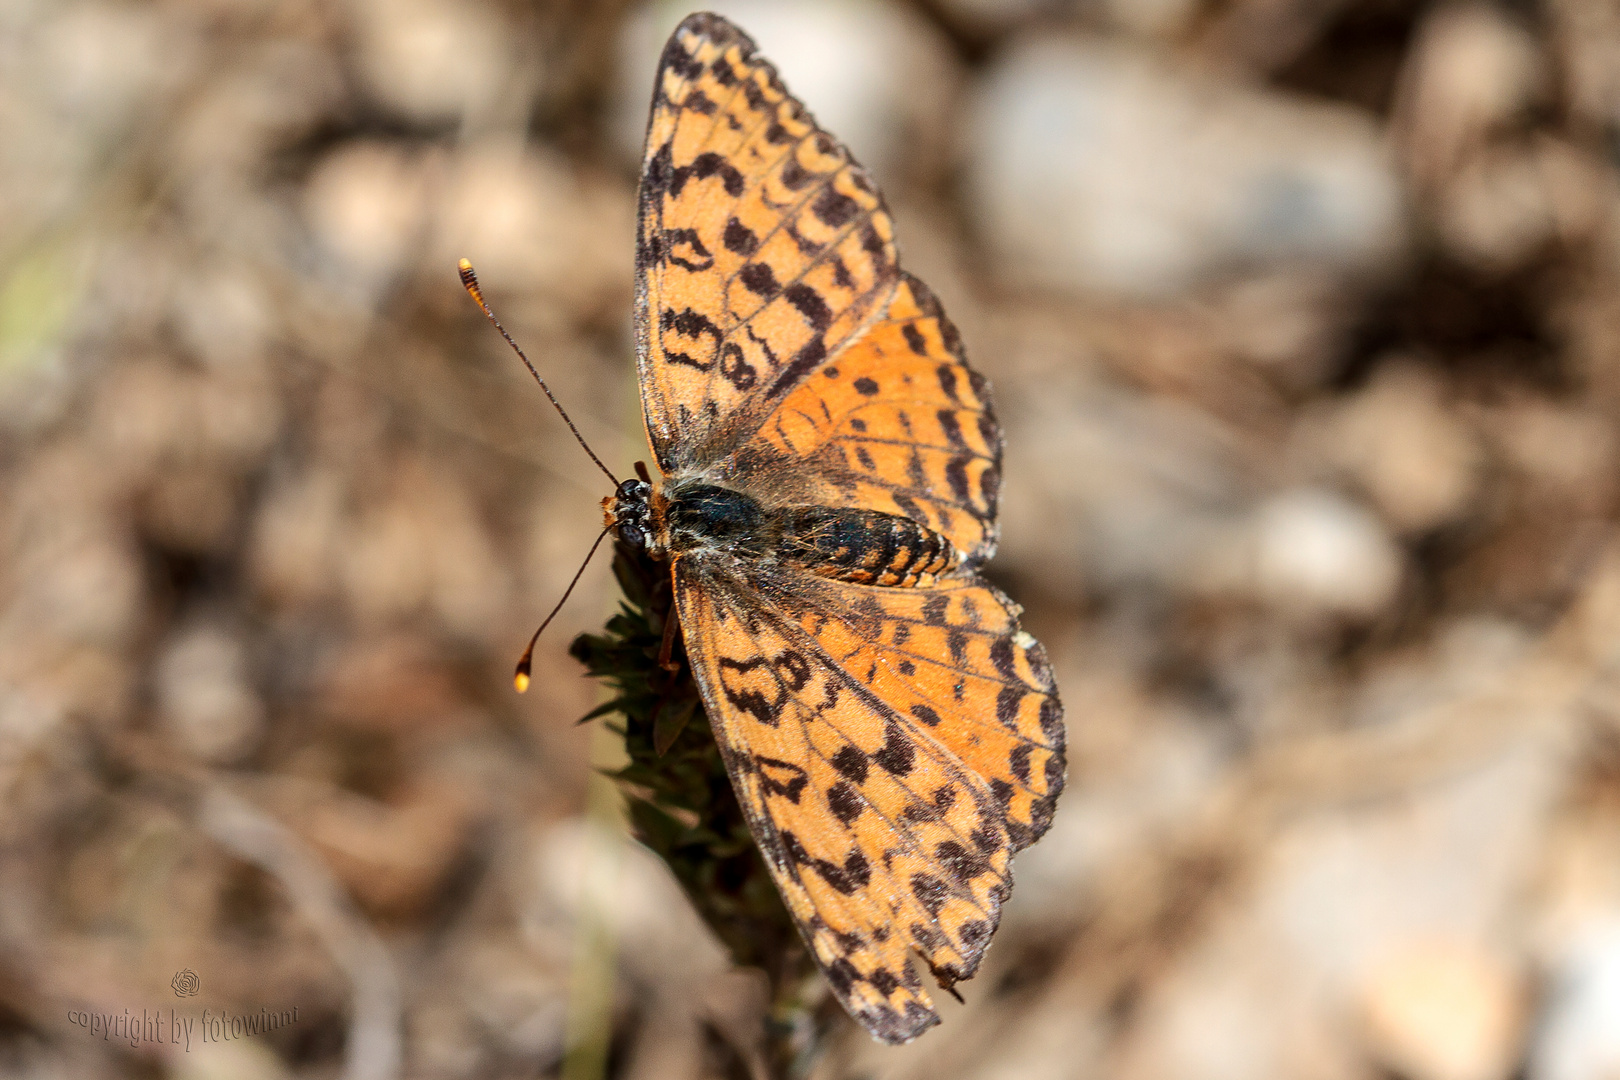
[778,506,957,587]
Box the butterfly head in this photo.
[605,475,657,555]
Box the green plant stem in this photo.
[570,543,828,1074]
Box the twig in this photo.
[199,788,402,1080]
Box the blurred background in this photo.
[4,0,1620,1077]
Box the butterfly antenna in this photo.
[459,259,619,486]
[514,523,615,693]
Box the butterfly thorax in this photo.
[609,477,959,588]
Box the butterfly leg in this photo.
[657,603,682,672]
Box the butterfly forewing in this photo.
[636,14,901,474]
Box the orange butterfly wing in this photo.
[635,13,901,475]
[673,563,1062,1043]
[715,273,1003,565]
[634,14,1066,1045]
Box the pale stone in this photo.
[967,38,1405,297]
[1531,920,1620,1080]
[338,456,509,636]
[431,141,633,322]
[304,142,433,291]
[613,0,960,187]
[1394,3,1544,190]
[527,818,730,980]
[157,623,264,764]
[1114,734,1563,1080]
[1493,397,1618,504]
[996,372,1249,603]
[1316,363,1483,534]
[347,0,511,127]
[1253,489,1403,618]
[1360,940,1526,1080]
[249,467,346,609]
[1438,142,1613,272]
[170,1038,291,1080]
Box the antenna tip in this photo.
[514,646,535,693]
[458,259,484,305]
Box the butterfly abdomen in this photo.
[778,505,957,587]
[654,482,956,586]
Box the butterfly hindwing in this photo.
[673,559,1064,1044]
[636,14,902,475]
[764,569,1064,850]
[718,273,1004,565]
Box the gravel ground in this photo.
[5,1,1620,1079]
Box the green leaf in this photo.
[569,542,811,1023]
[653,698,698,756]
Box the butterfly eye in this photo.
[617,478,645,500]
[619,524,645,549]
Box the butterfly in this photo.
[508,12,1065,1045]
